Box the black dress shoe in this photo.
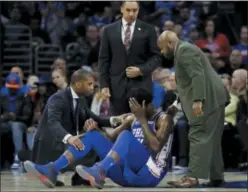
[56,180,65,187]
[71,172,90,186]
[203,180,224,187]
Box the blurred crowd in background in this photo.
[0,1,247,172]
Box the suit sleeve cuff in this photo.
[62,134,72,144]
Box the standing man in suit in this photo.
[32,69,123,186]
[157,31,230,187]
[99,1,161,115]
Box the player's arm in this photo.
[155,114,174,151]
[106,115,135,142]
[140,113,174,153]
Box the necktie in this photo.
[124,23,131,50]
[74,98,80,135]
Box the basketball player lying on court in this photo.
[24,88,175,189]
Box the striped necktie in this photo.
[124,23,131,50]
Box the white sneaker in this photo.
[11,162,21,170]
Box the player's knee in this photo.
[118,130,133,140]
[83,130,104,140]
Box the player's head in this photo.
[128,88,154,116]
[121,1,140,24]
[70,69,95,96]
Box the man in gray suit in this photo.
[157,31,230,187]
[32,69,123,186]
[99,1,161,115]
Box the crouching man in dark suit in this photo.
[31,69,125,186]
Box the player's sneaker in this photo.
[76,164,105,189]
[24,161,57,188]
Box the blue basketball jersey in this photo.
[130,110,173,178]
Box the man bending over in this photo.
[24,88,175,189]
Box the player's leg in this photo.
[24,130,113,188]
[76,130,152,188]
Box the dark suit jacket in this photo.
[32,88,111,164]
[99,19,161,102]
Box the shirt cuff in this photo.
[172,100,181,110]
[62,134,72,144]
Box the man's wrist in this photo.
[62,134,72,144]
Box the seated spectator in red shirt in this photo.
[196,19,231,59]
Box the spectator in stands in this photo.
[221,74,241,168]
[26,77,51,152]
[232,69,247,139]
[163,20,174,31]
[91,88,112,117]
[233,26,248,65]
[52,67,68,90]
[227,50,247,75]
[10,66,30,93]
[152,68,169,109]
[174,5,198,40]
[154,1,175,26]
[26,75,39,100]
[187,26,199,43]
[196,19,231,59]
[0,73,33,169]
[88,6,110,26]
[70,24,100,65]
[1,67,29,96]
[7,7,22,25]
[30,17,51,44]
[39,2,72,45]
[221,74,239,128]
[87,26,104,67]
[173,24,183,38]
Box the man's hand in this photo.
[192,101,203,117]
[67,135,84,150]
[126,67,142,78]
[129,98,146,121]
[101,88,111,99]
[111,113,132,126]
[84,118,99,132]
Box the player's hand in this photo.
[111,113,132,126]
[101,88,111,99]
[129,98,146,121]
[126,67,141,78]
[67,136,84,150]
[192,101,203,117]
[84,118,99,132]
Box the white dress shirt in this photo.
[63,87,116,144]
[62,87,79,144]
[121,18,136,44]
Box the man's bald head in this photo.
[232,69,247,90]
[157,30,179,56]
